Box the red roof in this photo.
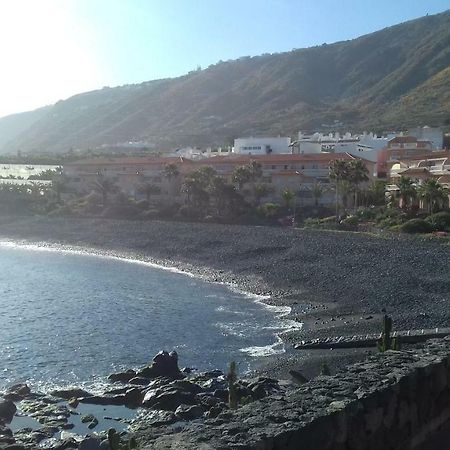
[66,156,191,166]
[191,153,363,165]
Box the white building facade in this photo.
[233,137,291,155]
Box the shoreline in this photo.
[0,237,303,381]
[0,215,449,378]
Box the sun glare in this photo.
[0,0,105,117]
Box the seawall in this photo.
[143,337,450,449]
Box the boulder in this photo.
[78,436,102,450]
[175,404,204,421]
[3,384,31,401]
[137,351,184,380]
[0,400,16,423]
[124,388,144,407]
[128,377,150,386]
[142,389,197,411]
[50,388,93,400]
[107,369,136,384]
[79,395,125,406]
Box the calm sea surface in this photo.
[0,244,291,391]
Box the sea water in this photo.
[0,242,296,392]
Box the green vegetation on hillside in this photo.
[0,10,449,154]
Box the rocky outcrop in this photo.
[137,337,450,449]
[0,400,16,423]
[137,351,184,380]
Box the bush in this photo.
[400,218,434,234]
[425,211,450,231]
[303,217,321,227]
[321,216,337,223]
[258,203,279,218]
[356,207,377,221]
[341,215,358,226]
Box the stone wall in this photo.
[145,337,450,449]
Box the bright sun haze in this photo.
[0,0,449,118]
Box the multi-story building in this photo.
[192,153,375,205]
[64,156,192,198]
[386,150,450,209]
[64,153,376,207]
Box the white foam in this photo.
[240,335,285,357]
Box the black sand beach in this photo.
[0,216,449,378]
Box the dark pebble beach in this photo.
[0,215,449,378]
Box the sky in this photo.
[0,0,449,118]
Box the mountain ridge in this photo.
[1,9,449,154]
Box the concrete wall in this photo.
[147,337,450,449]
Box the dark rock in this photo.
[200,379,226,392]
[0,425,12,438]
[3,384,31,401]
[124,388,144,407]
[142,389,197,411]
[68,398,79,408]
[175,404,204,420]
[137,350,184,380]
[78,436,102,450]
[79,395,125,406]
[132,410,176,427]
[80,414,96,424]
[289,370,308,384]
[50,388,93,400]
[0,400,16,423]
[107,369,136,383]
[203,370,223,378]
[168,380,203,394]
[212,389,229,402]
[128,377,150,386]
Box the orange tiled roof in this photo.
[191,153,361,165]
[66,156,191,166]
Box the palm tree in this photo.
[253,183,272,206]
[348,159,369,208]
[232,165,252,191]
[329,159,350,218]
[138,182,161,202]
[162,163,180,196]
[396,176,416,209]
[282,188,295,210]
[418,179,448,214]
[232,161,263,191]
[92,174,117,206]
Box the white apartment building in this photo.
[233,137,291,155]
[297,131,391,155]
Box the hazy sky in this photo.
[0,0,449,118]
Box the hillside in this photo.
[1,10,449,154]
[0,106,50,150]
